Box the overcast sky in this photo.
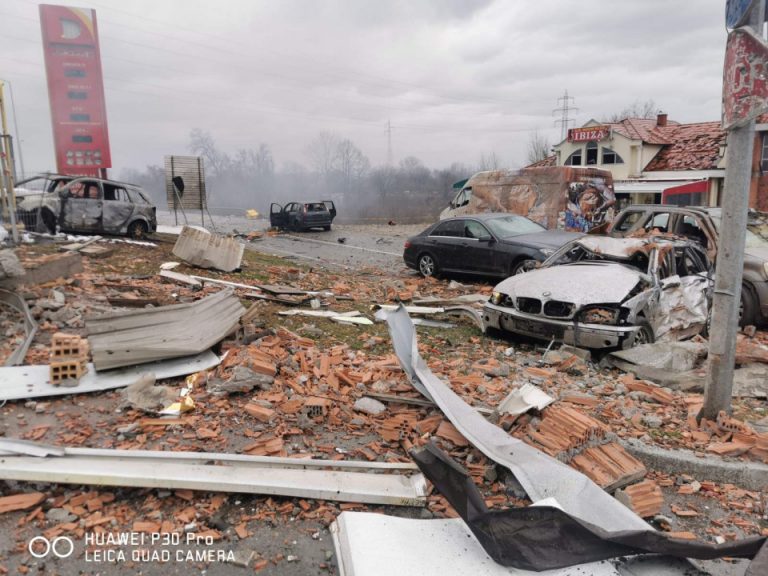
[0,0,728,177]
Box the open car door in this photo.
[270,203,286,229]
[323,200,336,219]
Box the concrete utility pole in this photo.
[0,80,20,244]
[0,79,25,180]
[701,1,765,420]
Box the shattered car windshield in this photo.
[710,213,768,250]
[547,241,650,272]
[484,215,545,237]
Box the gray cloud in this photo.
[0,0,730,177]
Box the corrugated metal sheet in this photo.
[171,226,244,272]
[86,289,244,371]
[164,155,207,210]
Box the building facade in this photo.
[543,114,730,210]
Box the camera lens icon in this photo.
[28,536,74,559]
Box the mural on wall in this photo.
[443,167,615,233]
[564,176,616,232]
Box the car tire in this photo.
[628,319,654,348]
[40,209,57,234]
[512,259,536,275]
[323,225,331,231]
[740,284,758,327]
[127,220,148,240]
[417,253,439,278]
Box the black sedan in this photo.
[403,213,582,278]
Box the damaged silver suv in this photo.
[15,173,157,239]
[483,235,713,349]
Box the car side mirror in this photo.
[478,234,493,243]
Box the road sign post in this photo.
[701,1,767,420]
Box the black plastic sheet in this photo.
[412,442,767,572]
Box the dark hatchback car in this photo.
[270,201,337,231]
[403,213,582,279]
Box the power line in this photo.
[6,0,524,108]
[0,10,532,125]
[0,58,544,136]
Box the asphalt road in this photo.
[156,209,427,275]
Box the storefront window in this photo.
[601,147,624,164]
[761,132,768,172]
[586,142,598,165]
[564,149,582,166]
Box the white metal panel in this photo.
[0,349,220,401]
[0,454,427,506]
[331,512,623,576]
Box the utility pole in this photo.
[386,120,393,166]
[701,1,766,419]
[0,80,20,244]
[553,90,578,141]
[0,79,25,180]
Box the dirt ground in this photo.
[0,225,766,575]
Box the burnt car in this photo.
[483,235,713,349]
[15,173,157,239]
[269,201,336,231]
[403,213,582,278]
[608,204,768,326]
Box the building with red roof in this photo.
[546,114,734,209]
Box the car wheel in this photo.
[323,225,331,231]
[40,209,57,234]
[740,284,758,327]
[628,319,654,348]
[127,220,148,240]
[417,253,438,277]
[512,259,536,275]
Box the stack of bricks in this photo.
[615,479,664,518]
[522,404,646,490]
[49,333,89,385]
[525,404,608,457]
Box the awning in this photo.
[614,179,707,194]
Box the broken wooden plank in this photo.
[158,270,202,288]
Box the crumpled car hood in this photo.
[494,262,645,306]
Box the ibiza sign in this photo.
[567,126,610,143]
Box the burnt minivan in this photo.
[16,174,157,239]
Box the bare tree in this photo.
[335,138,370,192]
[189,129,229,177]
[602,99,661,122]
[306,131,340,176]
[478,151,501,171]
[526,131,551,165]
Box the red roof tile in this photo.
[610,117,680,145]
[644,122,725,171]
[525,154,557,168]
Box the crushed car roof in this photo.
[575,235,688,258]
